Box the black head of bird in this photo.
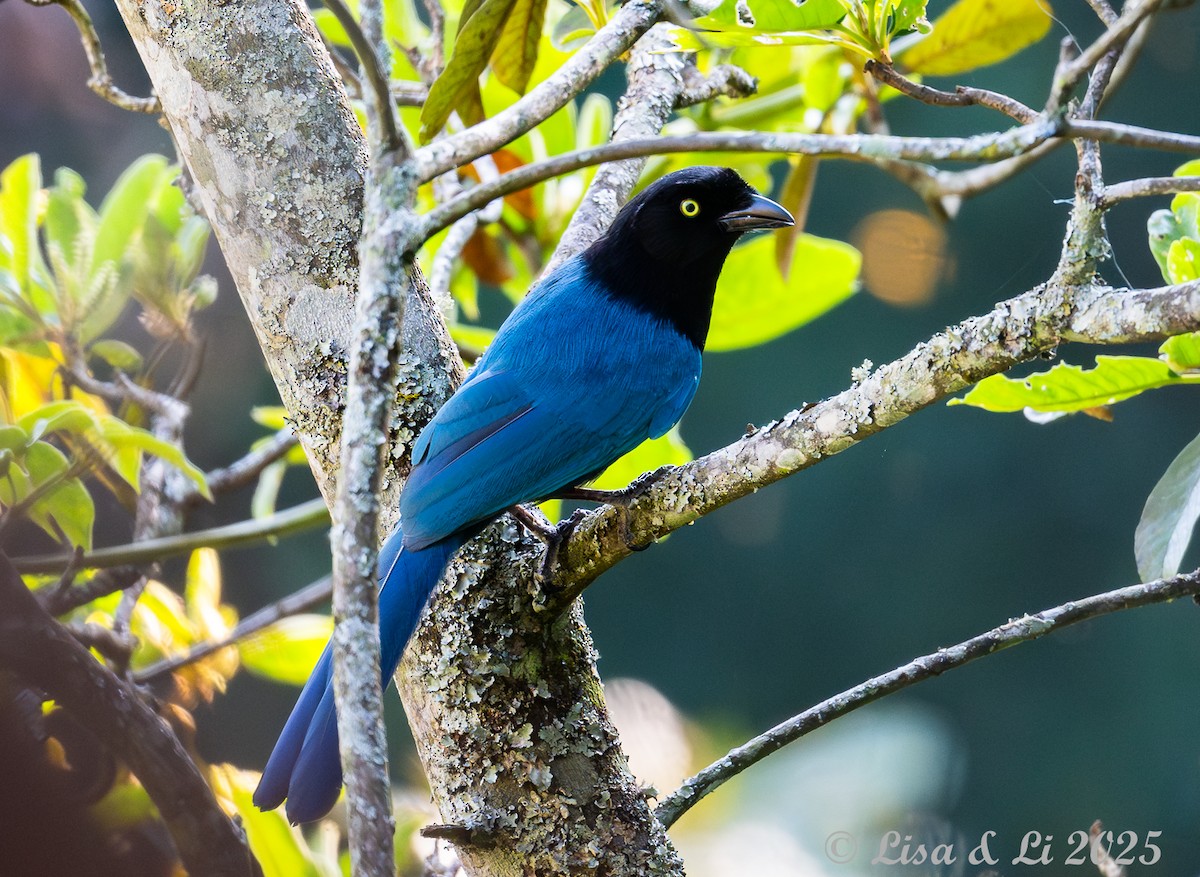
[584,166,794,349]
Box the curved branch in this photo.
[25,0,160,113]
[0,552,259,876]
[419,119,1064,239]
[546,279,1200,602]
[656,566,1200,828]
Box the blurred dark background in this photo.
[2,0,1198,872]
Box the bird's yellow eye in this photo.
[679,198,700,217]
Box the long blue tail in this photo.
[253,526,466,823]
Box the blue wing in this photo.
[400,256,701,551]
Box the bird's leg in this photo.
[508,503,586,589]
[553,465,672,552]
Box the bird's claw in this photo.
[509,504,585,591]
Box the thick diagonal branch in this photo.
[0,552,259,877]
[546,279,1200,603]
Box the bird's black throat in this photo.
[582,230,734,351]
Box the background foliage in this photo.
[1,0,1198,873]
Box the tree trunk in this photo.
[114,0,681,872]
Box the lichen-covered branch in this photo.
[545,279,1200,602]
[655,566,1200,828]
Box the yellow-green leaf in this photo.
[1166,237,1200,284]
[1161,332,1200,374]
[0,154,53,312]
[491,0,548,94]
[950,356,1200,413]
[707,233,860,352]
[899,0,1052,77]
[692,0,847,34]
[215,765,327,877]
[185,548,228,640]
[239,615,334,686]
[24,441,94,549]
[420,0,519,141]
[98,415,211,499]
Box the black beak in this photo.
[718,193,795,233]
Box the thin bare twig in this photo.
[864,60,1037,122]
[656,568,1200,827]
[323,0,404,154]
[135,575,332,683]
[13,497,331,574]
[1049,0,1166,109]
[182,427,299,507]
[419,118,1200,241]
[1100,175,1200,207]
[25,0,159,113]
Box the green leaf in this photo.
[98,416,212,499]
[1161,332,1200,374]
[239,615,335,686]
[0,154,53,313]
[491,0,548,94]
[898,0,1052,76]
[707,233,860,352]
[44,168,95,273]
[1166,237,1200,284]
[693,0,847,34]
[89,339,145,372]
[252,458,288,523]
[252,406,291,430]
[950,356,1200,413]
[1148,208,1185,284]
[591,427,692,491]
[420,0,519,141]
[0,425,27,451]
[25,441,94,549]
[16,400,101,440]
[1136,430,1200,582]
[92,155,171,276]
[218,765,327,877]
[888,0,930,36]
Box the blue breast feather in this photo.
[401,255,701,550]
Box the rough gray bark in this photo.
[107,0,1200,874]
[113,0,680,873]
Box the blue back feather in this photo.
[255,255,701,821]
